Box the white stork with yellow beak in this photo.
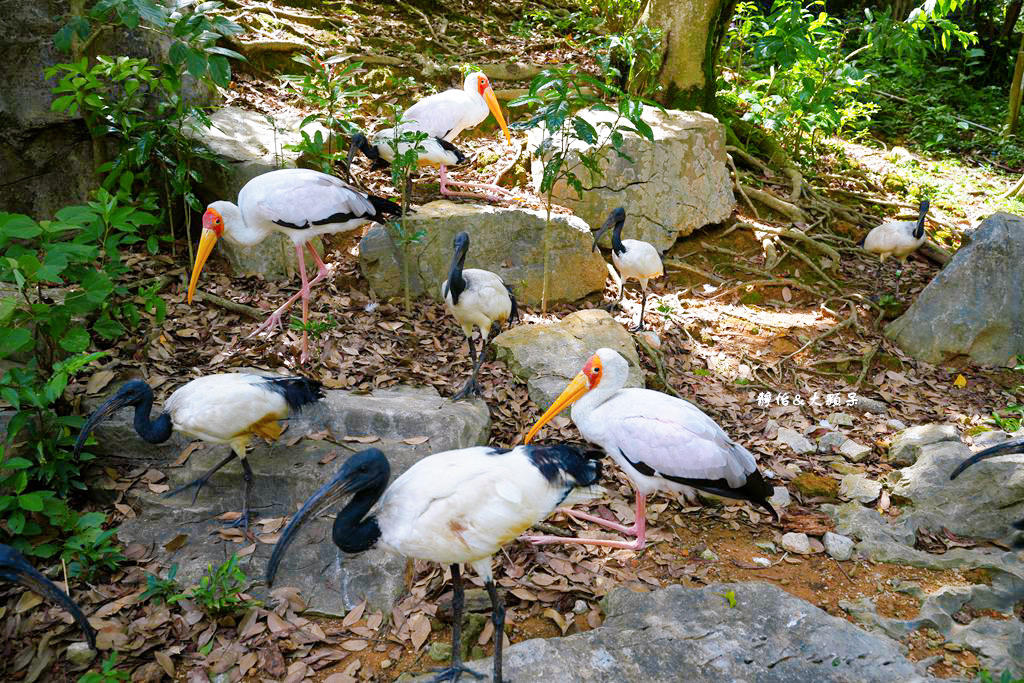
[349,71,513,201]
[523,348,777,549]
[187,168,401,363]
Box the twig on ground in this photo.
[728,154,760,220]
[855,343,880,388]
[663,259,725,284]
[778,309,856,364]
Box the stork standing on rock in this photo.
[858,199,930,298]
[523,348,777,550]
[442,231,519,400]
[75,373,324,530]
[0,544,96,651]
[266,445,603,683]
[349,71,513,201]
[592,208,663,331]
[187,168,401,362]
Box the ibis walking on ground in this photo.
[0,544,96,651]
[266,445,602,683]
[950,436,1024,548]
[186,168,401,362]
[858,199,930,298]
[75,373,324,530]
[592,208,663,331]
[523,348,777,549]
[442,231,519,400]
[349,71,512,201]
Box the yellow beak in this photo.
[483,85,512,145]
[187,228,219,303]
[523,372,590,443]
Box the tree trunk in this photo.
[1008,31,1024,135]
[642,0,736,113]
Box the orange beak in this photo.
[523,372,590,443]
[187,228,219,304]
[482,84,512,145]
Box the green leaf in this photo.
[59,326,91,353]
[571,116,597,144]
[0,213,42,239]
[205,46,246,62]
[0,329,31,358]
[8,510,24,535]
[1,457,33,470]
[93,314,125,340]
[207,55,231,88]
[18,492,44,512]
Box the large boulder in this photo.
[527,107,734,252]
[185,106,332,280]
[358,200,608,305]
[458,583,933,682]
[114,386,490,616]
[886,212,1024,367]
[491,309,642,407]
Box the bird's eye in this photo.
[593,367,600,375]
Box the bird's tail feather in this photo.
[265,376,325,411]
[366,194,402,219]
[526,444,602,488]
[506,284,520,324]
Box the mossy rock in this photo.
[792,473,839,498]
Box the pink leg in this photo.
[522,494,647,550]
[248,243,330,345]
[438,165,513,202]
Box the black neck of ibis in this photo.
[446,232,470,305]
[332,478,386,554]
[129,386,173,444]
[609,216,625,255]
[913,200,929,239]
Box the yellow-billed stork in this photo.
[857,199,929,297]
[75,373,324,530]
[187,168,401,362]
[266,444,602,683]
[950,436,1024,548]
[523,348,777,550]
[442,231,519,400]
[349,71,513,201]
[1,544,96,650]
[592,208,664,331]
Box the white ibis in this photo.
[349,71,513,201]
[858,199,929,297]
[0,544,96,650]
[592,207,663,331]
[187,168,401,362]
[523,348,777,550]
[266,445,602,683]
[75,373,324,530]
[950,437,1024,548]
[442,231,519,400]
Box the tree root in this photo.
[663,259,725,284]
[738,184,808,223]
[777,308,855,364]
[855,343,880,388]
[728,153,760,220]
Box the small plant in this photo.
[990,405,1024,433]
[138,564,180,604]
[289,314,339,340]
[591,23,664,98]
[977,670,1024,683]
[171,554,258,617]
[576,0,644,33]
[78,652,131,683]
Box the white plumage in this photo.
[266,444,602,682]
[859,199,929,297]
[187,168,401,362]
[593,208,663,330]
[75,373,324,529]
[524,348,776,550]
[442,231,518,399]
[349,72,513,200]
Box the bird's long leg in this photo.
[485,579,506,683]
[522,493,647,550]
[430,564,484,682]
[452,333,480,401]
[438,164,509,203]
[296,243,313,363]
[164,451,238,505]
[870,259,884,299]
[227,458,255,532]
[248,243,331,341]
[894,258,905,298]
[631,283,648,332]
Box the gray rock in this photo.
[65,641,95,668]
[491,309,642,407]
[840,439,872,463]
[769,486,791,509]
[888,424,959,467]
[849,395,889,414]
[358,200,608,305]
[527,107,734,252]
[823,532,855,561]
[781,532,813,554]
[185,106,334,280]
[816,431,847,453]
[887,418,908,431]
[776,427,815,454]
[458,583,933,682]
[116,386,490,616]
[828,412,854,427]
[886,212,1024,367]
[838,473,882,503]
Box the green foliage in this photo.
[511,65,654,310]
[575,0,644,33]
[289,314,338,339]
[285,54,366,175]
[78,652,131,683]
[590,24,663,98]
[138,564,180,604]
[170,554,258,617]
[509,9,603,40]
[977,670,1024,683]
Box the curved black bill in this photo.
[3,551,96,649]
[74,392,133,458]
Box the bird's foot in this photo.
[520,533,646,550]
[429,664,485,682]
[451,379,481,401]
[164,476,210,505]
[226,511,251,532]
[601,302,619,313]
[629,322,647,333]
[247,311,287,339]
